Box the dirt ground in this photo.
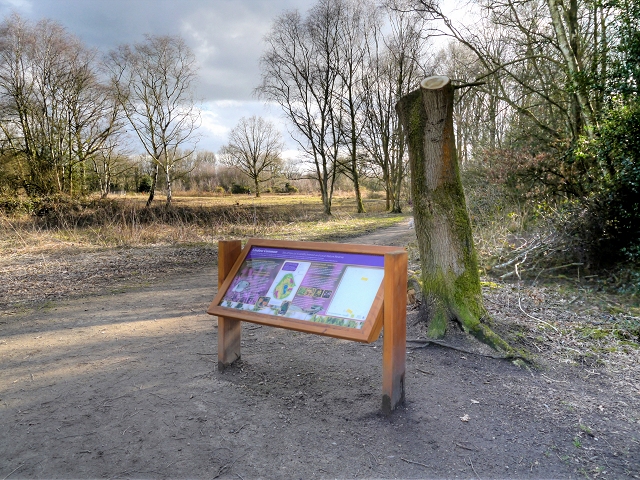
[1,222,639,479]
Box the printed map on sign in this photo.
[268,261,311,306]
[219,247,384,329]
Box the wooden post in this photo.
[217,240,243,371]
[382,250,408,414]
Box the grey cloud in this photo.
[2,0,313,102]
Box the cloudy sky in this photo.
[0,1,471,156]
[0,0,318,154]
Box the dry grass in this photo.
[0,192,408,312]
[0,193,407,256]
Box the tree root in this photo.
[407,338,532,364]
[417,289,532,364]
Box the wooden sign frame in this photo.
[207,238,407,414]
[209,238,397,343]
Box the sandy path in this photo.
[1,224,638,479]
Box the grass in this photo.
[0,193,409,256]
[3,189,638,369]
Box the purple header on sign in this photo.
[281,262,298,271]
[247,246,384,267]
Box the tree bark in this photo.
[396,76,514,354]
[353,166,365,213]
[165,164,172,206]
[146,163,158,207]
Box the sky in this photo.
[0,0,317,155]
[0,0,471,158]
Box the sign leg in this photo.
[382,250,407,414]
[217,240,242,372]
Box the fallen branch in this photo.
[2,463,24,480]
[533,263,583,285]
[455,442,478,452]
[401,457,430,468]
[212,452,248,479]
[415,368,434,375]
[541,374,568,383]
[518,296,559,332]
[466,456,480,479]
[230,424,249,434]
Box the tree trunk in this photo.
[165,164,172,206]
[353,167,365,214]
[390,163,403,214]
[101,162,111,199]
[546,0,595,133]
[322,187,332,215]
[385,175,391,211]
[146,163,158,207]
[390,124,405,214]
[396,76,514,354]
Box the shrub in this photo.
[477,102,640,269]
[138,175,153,193]
[231,183,251,194]
[274,182,298,194]
[284,182,298,193]
[572,101,640,266]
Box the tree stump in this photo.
[396,76,514,353]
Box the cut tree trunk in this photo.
[396,76,515,355]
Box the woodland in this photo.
[0,1,638,354]
[1,1,639,478]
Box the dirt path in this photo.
[1,223,638,479]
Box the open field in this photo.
[0,194,407,257]
[0,194,408,313]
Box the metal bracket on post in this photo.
[217,240,242,372]
[382,250,407,415]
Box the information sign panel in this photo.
[208,239,401,342]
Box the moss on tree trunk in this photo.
[396,76,517,356]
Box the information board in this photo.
[208,239,401,342]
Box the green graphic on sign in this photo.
[273,273,295,299]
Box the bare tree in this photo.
[90,135,133,198]
[219,116,284,197]
[433,41,502,165]
[66,59,123,195]
[0,14,120,196]
[409,0,614,145]
[362,3,428,212]
[108,35,200,206]
[178,150,217,191]
[258,2,343,214]
[333,0,379,213]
